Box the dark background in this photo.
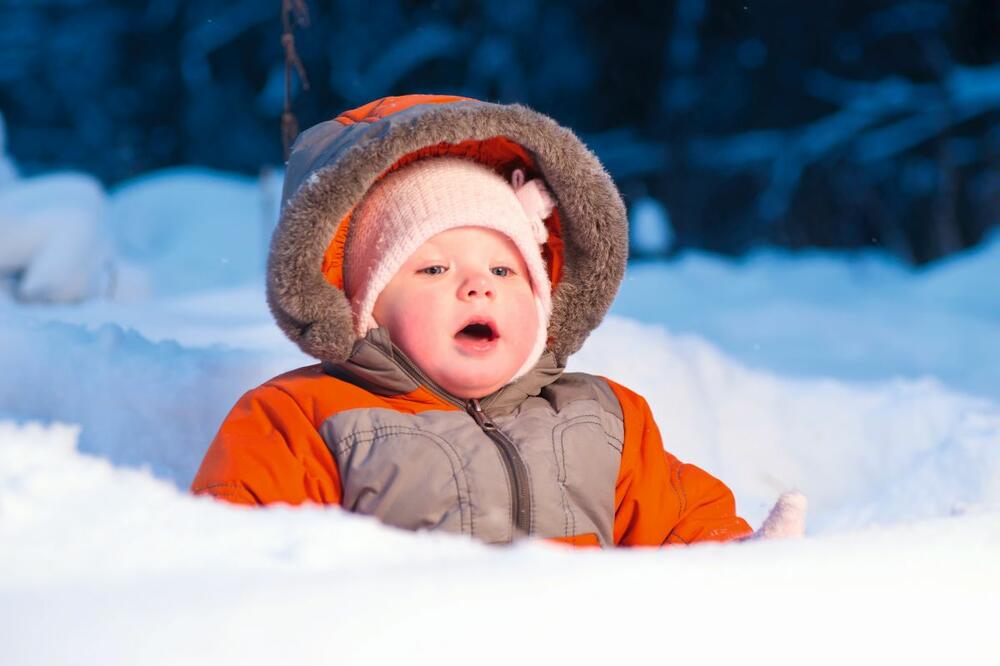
[1,0,998,264]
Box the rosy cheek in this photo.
[510,294,539,345]
[385,297,441,356]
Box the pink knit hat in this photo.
[343,156,557,379]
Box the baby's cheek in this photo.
[388,301,444,353]
[506,294,540,353]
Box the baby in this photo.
[192,94,804,546]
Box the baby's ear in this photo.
[753,491,807,539]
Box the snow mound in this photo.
[0,418,996,665]
[0,420,476,585]
[614,231,1000,399]
[0,315,287,484]
[0,172,113,302]
[107,167,282,295]
[575,316,1000,529]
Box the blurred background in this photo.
[1,0,998,265]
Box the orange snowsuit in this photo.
[192,94,752,547]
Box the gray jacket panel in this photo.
[318,373,624,546]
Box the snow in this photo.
[613,236,1000,400]
[1,167,998,664]
[106,166,282,296]
[574,317,1000,532]
[0,172,113,302]
[1,418,996,664]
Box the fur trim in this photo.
[267,99,628,365]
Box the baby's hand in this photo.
[753,491,807,539]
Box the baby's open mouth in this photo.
[455,319,499,342]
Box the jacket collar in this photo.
[322,327,564,416]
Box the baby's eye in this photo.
[418,265,447,276]
[491,266,512,277]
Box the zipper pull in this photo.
[468,399,496,430]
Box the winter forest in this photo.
[1,1,999,665]
[4,0,1000,261]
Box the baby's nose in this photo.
[461,274,494,299]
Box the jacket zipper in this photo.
[391,346,465,408]
[468,398,532,538]
[389,345,531,539]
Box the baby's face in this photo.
[372,227,540,399]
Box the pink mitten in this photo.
[754,491,807,539]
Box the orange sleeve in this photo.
[190,384,342,507]
[605,378,753,546]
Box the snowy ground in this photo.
[1,167,998,664]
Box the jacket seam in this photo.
[193,481,244,494]
[544,399,624,454]
[334,424,473,536]
[521,442,536,537]
[210,491,249,501]
[551,417,605,537]
[541,408,619,542]
[266,383,312,420]
[666,531,690,545]
[671,464,688,518]
[193,482,256,503]
[605,427,624,453]
[338,427,472,536]
[561,427,577,537]
[552,422,570,538]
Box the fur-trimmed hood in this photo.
[268,94,628,366]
